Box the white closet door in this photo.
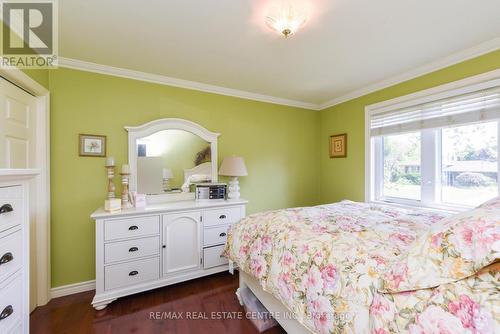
[0,77,37,169]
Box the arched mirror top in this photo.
[126,118,220,202]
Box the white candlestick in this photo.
[106,156,115,166]
[121,164,130,174]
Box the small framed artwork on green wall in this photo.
[79,134,107,157]
[330,133,347,158]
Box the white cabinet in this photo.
[91,199,246,310]
[0,172,38,334]
[162,212,201,275]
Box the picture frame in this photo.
[329,133,347,158]
[79,134,107,157]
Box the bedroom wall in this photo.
[48,68,321,287]
[319,50,500,204]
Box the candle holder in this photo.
[162,178,171,192]
[105,165,116,199]
[120,173,133,209]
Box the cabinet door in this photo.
[162,211,201,275]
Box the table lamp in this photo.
[162,168,173,192]
[219,156,247,200]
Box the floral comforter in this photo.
[223,200,499,334]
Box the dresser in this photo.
[0,170,38,334]
[90,199,247,310]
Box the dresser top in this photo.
[91,198,248,220]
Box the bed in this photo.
[223,200,499,334]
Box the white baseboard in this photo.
[50,280,96,299]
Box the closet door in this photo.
[162,211,201,275]
[0,77,37,169]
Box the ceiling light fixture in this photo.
[265,1,308,38]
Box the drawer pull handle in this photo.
[0,305,13,321]
[219,214,226,219]
[128,225,138,231]
[0,252,13,266]
[0,204,13,215]
[219,232,227,237]
[129,270,139,276]
[128,247,139,252]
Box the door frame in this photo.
[0,68,51,307]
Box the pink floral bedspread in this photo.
[223,200,499,333]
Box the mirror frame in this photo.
[125,118,220,196]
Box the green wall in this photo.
[319,50,500,204]
[20,49,500,288]
[49,68,320,287]
[22,69,49,89]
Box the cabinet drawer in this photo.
[104,216,160,241]
[0,273,23,334]
[105,236,160,264]
[0,197,21,233]
[204,224,231,247]
[203,245,228,269]
[0,186,22,200]
[203,207,242,227]
[0,229,22,283]
[105,257,159,291]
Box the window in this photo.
[368,75,500,210]
[441,122,498,207]
[383,132,421,200]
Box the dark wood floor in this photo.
[31,271,286,334]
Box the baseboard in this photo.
[50,280,96,299]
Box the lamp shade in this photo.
[219,156,248,177]
[162,168,173,179]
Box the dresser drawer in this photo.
[0,197,22,233]
[105,236,160,264]
[0,186,22,200]
[104,216,160,241]
[203,245,228,269]
[204,224,231,247]
[203,207,242,227]
[0,273,23,334]
[0,229,22,283]
[105,257,159,291]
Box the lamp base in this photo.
[227,177,240,200]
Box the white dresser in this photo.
[0,170,38,334]
[90,199,247,310]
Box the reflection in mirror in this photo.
[136,129,211,195]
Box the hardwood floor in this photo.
[31,272,286,334]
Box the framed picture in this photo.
[79,134,107,157]
[329,133,347,158]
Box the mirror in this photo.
[136,130,211,194]
[126,119,220,201]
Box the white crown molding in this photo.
[50,280,96,299]
[318,37,500,110]
[58,37,500,112]
[57,57,321,110]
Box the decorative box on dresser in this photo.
[90,199,247,310]
[0,170,38,334]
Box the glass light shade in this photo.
[265,2,308,37]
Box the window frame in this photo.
[373,124,499,211]
[365,69,500,212]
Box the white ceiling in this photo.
[59,0,500,108]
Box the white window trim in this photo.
[365,68,500,211]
